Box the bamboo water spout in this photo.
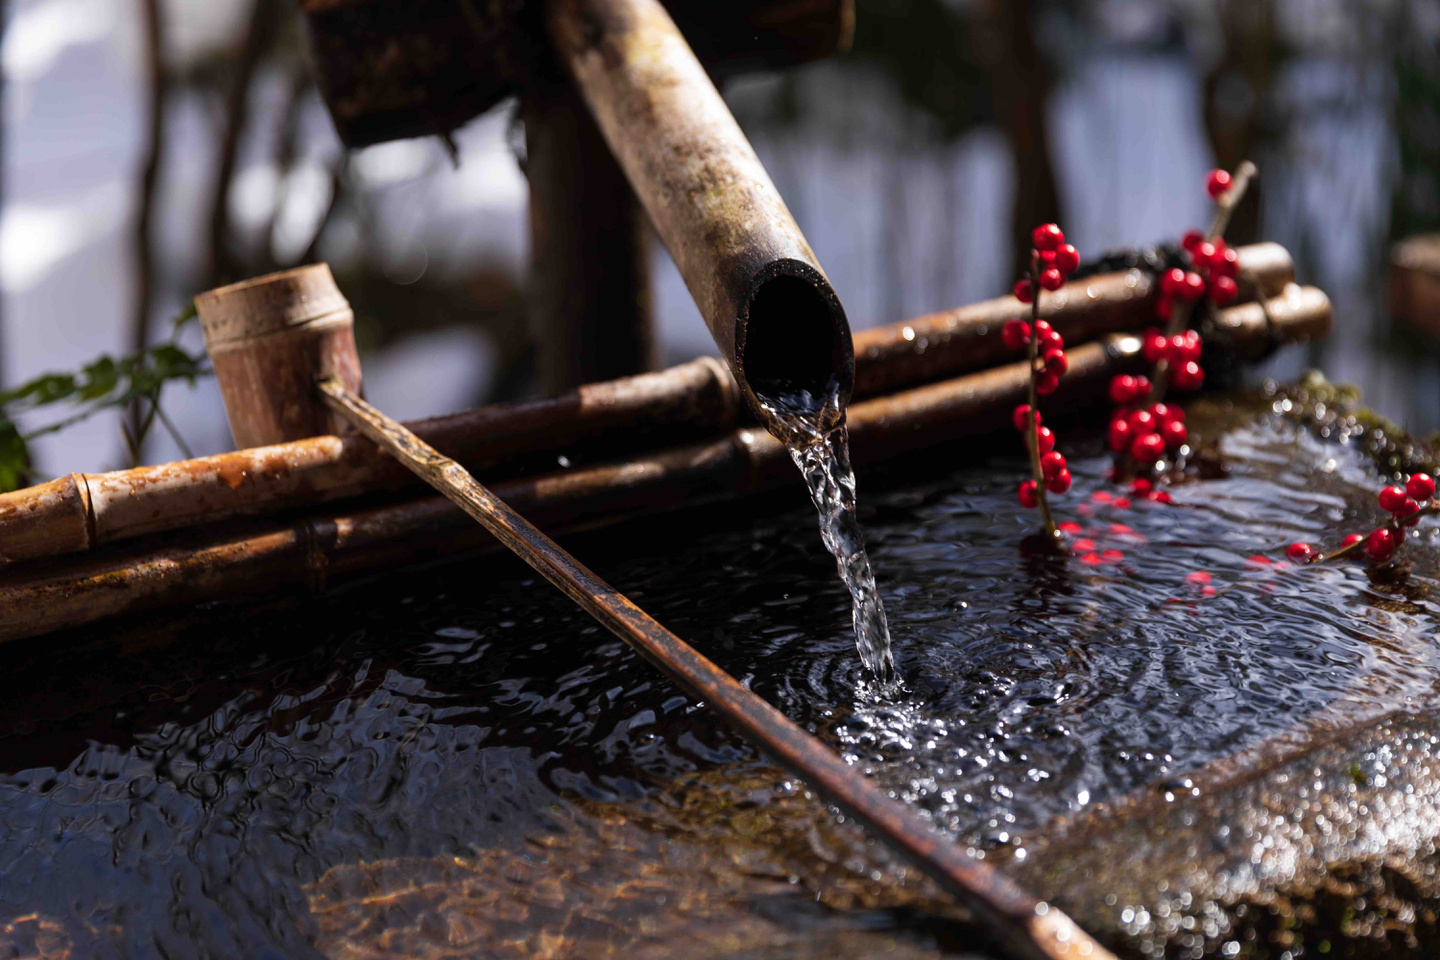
[548,0,854,428]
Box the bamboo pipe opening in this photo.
[739,264,853,406]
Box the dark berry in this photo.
[1001,319,1030,350]
[1364,526,1398,562]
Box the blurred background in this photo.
[3,0,1439,480]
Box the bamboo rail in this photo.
[316,378,1116,960]
[0,245,1293,567]
[0,285,1331,643]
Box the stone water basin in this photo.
[0,381,1436,959]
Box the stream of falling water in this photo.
[757,382,897,686]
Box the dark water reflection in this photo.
[0,394,1436,958]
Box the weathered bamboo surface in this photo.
[0,249,1296,567]
[0,357,737,565]
[315,378,1116,960]
[0,283,1331,644]
[851,241,1292,397]
[195,263,363,448]
[548,0,854,424]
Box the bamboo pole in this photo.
[0,249,1295,567]
[0,285,1333,643]
[312,377,1117,960]
[548,0,855,428]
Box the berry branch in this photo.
[1106,163,1258,489]
[1007,224,1079,543]
[1288,472,1436,566]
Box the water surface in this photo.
[0,390,1436,958]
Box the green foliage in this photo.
[0,303,210,492]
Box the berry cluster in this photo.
[1287,472,1436,565]
[1106,166,1250,479]
[1004,223,1080,537]
[1106,384,1188,465]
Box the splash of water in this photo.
[758,381,896,686]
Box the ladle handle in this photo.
[317,378,1117,960]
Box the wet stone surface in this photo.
[0,386,1437,958]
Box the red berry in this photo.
[1181,229,1205,252]
[1108,417,1133,453]
[1047,469,1072,494]
[1171,360,1204,392]
[1206,168,1233,199]
[1149,490,1174,504]
[1195,241,1217,265]
[1161,419,1188,449]
[1036,370,1060,395]
[1131,433,1166,462]
[1166,332,1198,364]
[1214,246,1240,278]
[1054,244,1080,274]
[1032,223,1064,251]
[1151,402,1183,425]
[1041,450,1067,480]
[1109,374,1138,405]
[1039,248,1057,266]
[1039,329,1064,354]
[1153,295,1173,322]
[1128,409,1157,436]
[1002,319,1030,351]
[1209,275,1238,304]
[1286,542,1315,562]
[1039,267,1065,291]
[1131,375,1152,399]
[1058,521,1082,535]
[1364,526,1398,562]
[1407,473,1435,501]
[1013,279,1034,303]
[1132,477,1154,495]
[1186,570,1211,585]
[1143,329,1168,363]
[1036,426,1056,453]
[1043,348,1068,376]
[1162,267,1187,295]
[1342,533,1365,548]
[1180,271,1206,301]
[1018,480,1039,509]
[1073,538,1097,553]
[1400,499,1421,523]
[1379,485,1408,513]
[1013,403,1039,432]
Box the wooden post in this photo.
[525,83,655,394]
[195,263,363,448]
